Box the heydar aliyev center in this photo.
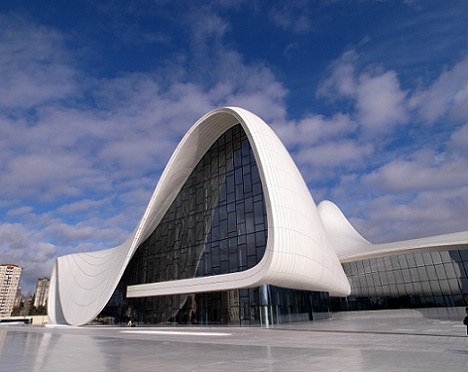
[48,107,468,326]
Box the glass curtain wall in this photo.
[120,286,330,326]
[338,249,468,311]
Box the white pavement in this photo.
[1,309,468,371]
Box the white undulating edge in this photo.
[48,107,351,326]
[317,199,468,263]
[339,231,468,263]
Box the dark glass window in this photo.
[120,125,268,289]
[341,249,468,311]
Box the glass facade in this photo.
[97,124,330,326]
[338,249,468,311]
[106,286,330,326]
[123,124,268,287]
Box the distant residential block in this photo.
[0,264,23,317]
[33,277,50,308]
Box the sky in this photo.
[1,0,467,293]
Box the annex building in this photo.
[48,107,468,326]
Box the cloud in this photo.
[409,56,468,123]
[0,15,77,109]
[42,218,127,247]
[1,153,102,201]
[449,123,468,156]
[297,140,374,168]
[317,52,468,243]
[319,51,467,136]
[362,115,468,193]
[268,2,312,34]
[179,6,289,121]
[271,111,377,191]
[350,186,468,243]
[355,71,408,131]
[363,149,468,192]
[318,50,409,134]
[0,222,57,292]
[332,124,468,243]
[318,50,358,99]
[273,112,358,147]
[6,206,33,216]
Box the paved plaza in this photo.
[1,309,468,371]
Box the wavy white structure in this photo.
[48,107,353,326]
[318,199,468,262]
[49,107,468,326]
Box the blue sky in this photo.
[1,0,467,292]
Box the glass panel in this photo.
[426,265,437,280]
[443,262,459,279]
[417,267,429,281]
[414,253,425,267]
[393,269,404,284]
[390,256,399,268]
[434,264,448,280]
[459,250,468,262]
[363,260,372,274]
[396,284,406,295]
[448,279,461,293]
[397,255,409,269]
[420,281,432,295]
[403,283,414,294]
[422,252,434,266]
[387,271,397,285]
[429,280,442,295]
[440,251,453,263]
[402,269,412,283]
[405,253,417,267]
[431,251,443,265]
[383,256,392,270]
[438,280,451,294]
[449,250,462,263]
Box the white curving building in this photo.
[48,107,468,326]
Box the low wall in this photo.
[0,315,48,326]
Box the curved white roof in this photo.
[46,107,348,325]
